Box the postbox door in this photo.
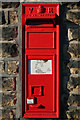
[25,28,56,49]
[25,56,55,112]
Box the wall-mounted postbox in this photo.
[21,4,59,118]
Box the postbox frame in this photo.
[21,4,59,118]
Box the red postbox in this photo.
[21,4,59,118]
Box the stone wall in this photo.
[0,2,21,120]
[0,2,80,120]
[59,2,80,119]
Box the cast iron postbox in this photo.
[21,4,59,118]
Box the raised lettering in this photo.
[29,8,33,13]
[48,8,53,13]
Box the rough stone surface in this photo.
[68,43,80,57]
[0,61,4,73]
[70,68,80,74]
[68,60,80,68]
[67,94,80,106]
[2,27,18,40]
[68,28,80,41]
[67,76,80,91]
[0,43,19,57]
[0,93,16,107]
[67,110,80,119]
[66,11,80,25]
[0,109,15,120]
[67,3,80,9]
[1,77,16,91]
[0,2,20,119]
[8,61,19,74]
[60,3,80,119]
[9,11,18,24]
[2,2,20,8]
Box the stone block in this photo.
[2,27,18,40]
[8,61,19,74]
[2,2,20,8]
[67,94,80,106]
[67,110,80,119]
[0,109,15,120]
[70,68,80,74]
[0,77,16,91]
[0,43,19,57]
[68,28,80,41]
[66,11,80,25]
[68,60,80,68]
[0,93,16,107]
[67,76,80,91]
[9,11,18,24]
[0,61,4,73]
[67,3,80,9]
[1,10,18,25]
[68,43,80,57]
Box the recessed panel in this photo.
[28,32,54,48]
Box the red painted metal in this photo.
[21,4,59,118]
